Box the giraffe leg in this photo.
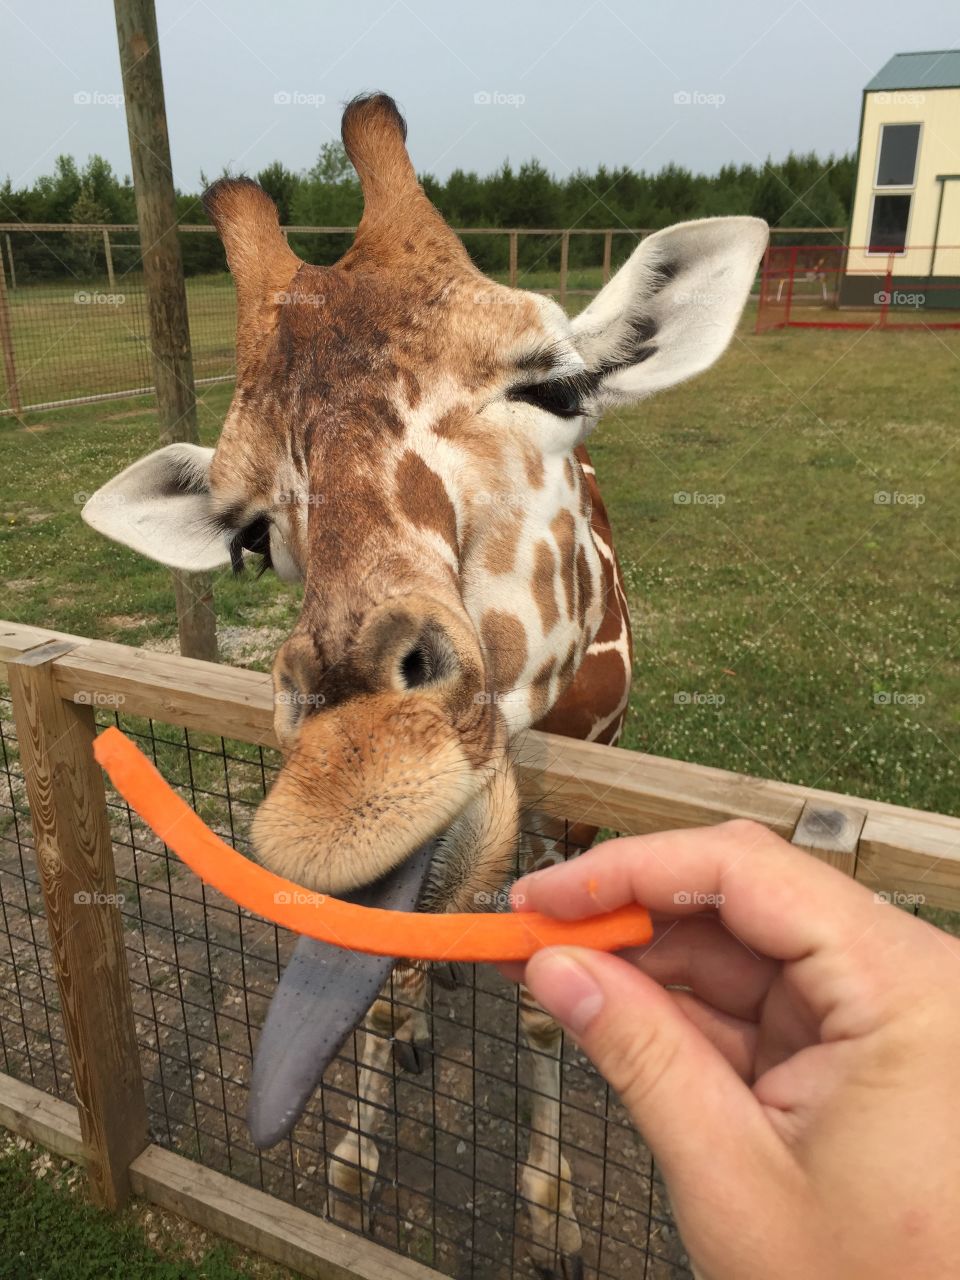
[328,963,428,1229]
[519,984,583,1279]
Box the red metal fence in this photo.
[756,244,960,333]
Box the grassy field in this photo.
[0,1131,294,1279]
[2,308,959,815]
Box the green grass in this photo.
[0,1134,295,1279]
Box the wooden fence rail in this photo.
[1,617,958,1275]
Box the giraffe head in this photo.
[84,94,765,1142]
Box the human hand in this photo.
[510,820,960,1280]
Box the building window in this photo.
[867,123,920,254]
[875,123,920,187]
[869,194,912,253]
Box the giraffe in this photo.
[82,94,766,1278]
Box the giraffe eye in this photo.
[509,379,583,419]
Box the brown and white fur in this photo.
[84,94,766,1276]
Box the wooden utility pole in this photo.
[113,0,218,662]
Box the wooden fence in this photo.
[1,618,957,1278]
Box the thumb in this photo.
[524,946,780,1192]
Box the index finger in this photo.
[513,819,882,962]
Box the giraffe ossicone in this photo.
[83,91,766,1268]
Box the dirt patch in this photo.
[103,614,152,632]
[142,624,287,668]
[104,408,157,422]
[5,580,38,593]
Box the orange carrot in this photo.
[92,726,653,962]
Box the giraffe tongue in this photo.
[247,842,435,1150]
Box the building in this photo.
[841,49,960,309]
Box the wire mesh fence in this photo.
[0,686,693,1279]
[0,223,837,416]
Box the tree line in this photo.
[0,144,854,283]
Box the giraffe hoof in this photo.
[433,960,465,990]
[392,1037,429,1074]
[533,1254,585,1280]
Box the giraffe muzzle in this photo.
[248,839,436,1149]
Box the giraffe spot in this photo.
[523,446,545,489]
[550,509,576,618]
[532,540,559,635]
[483,523,520,576]
[528,656,557,723]
[395,451,459,557]
[575,544,594,628]
[432,407,471,438]
[399,367,422,409]
[480,610,527,692]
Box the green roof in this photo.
[866,50,960,92]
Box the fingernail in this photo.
[527,949,605,1035]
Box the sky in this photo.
[2,0,958,191]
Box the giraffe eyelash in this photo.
[228,516,274,578]
[506,370,599,419]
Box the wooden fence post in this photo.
[4,233,15,290]
[791,799,867,877]
[602,230,613,285]
[102,228,116,289]
[0,247,21,414]
[114,0,218,663]
[8,643,148,1208]
[508,230,518,287]
[559,231,570,309]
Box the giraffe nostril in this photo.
[397,624,460,691]
[400,646,432,689]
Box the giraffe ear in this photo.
[81,444,232,571]
[203,178,302,377]
[572,217,768,407]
